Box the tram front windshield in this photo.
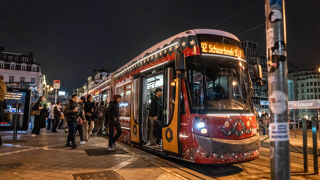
[186,55,252,113]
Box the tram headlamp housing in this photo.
[193,116,208,136]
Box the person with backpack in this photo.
[64,94,85,149]
[95,101,107,136]
[107,95,122,151]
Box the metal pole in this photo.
[302,118,308,172]
[265,0,290,179]
[54,88,57,104]
[312,118,319,174]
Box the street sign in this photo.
[288,100,320,109]
[53,80,60,89]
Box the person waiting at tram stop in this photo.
[260,110,269,135]
[95,101,107,136]
[148,88,163,148]
[64,94,85,149]
[84,95,95,141]
[31,96,49,137]
[107,95,122,151]
[51,101,62,133]
[47,102,55,131]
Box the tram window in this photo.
[187,69,205,112]
[116,82,131,117]
[163,67,176,126]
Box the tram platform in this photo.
[0,130,319,180]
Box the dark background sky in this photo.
[0,0,319,92]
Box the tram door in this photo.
[162,68,180,155]
[141,73,164,145]
[130,78,140,144]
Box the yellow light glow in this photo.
[201,41,244,59]
[232,81,237,86]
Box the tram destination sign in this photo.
[200,41,244,59]
[288,100,320,109]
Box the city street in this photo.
[0,130,319,180]
[0,1,319,179]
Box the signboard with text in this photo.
[53,80,61,89]
[288,100,320,109]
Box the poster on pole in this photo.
[53,80,61,89]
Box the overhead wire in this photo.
[236,0,318,37]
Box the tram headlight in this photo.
[193,116,208,136]
[196,122,205,129]
[200,128,208,134]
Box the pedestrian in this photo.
[0,75,7,145]
[260,110,269,135]
[51,101,62,132]
[64,94,85,149]
[31,96,49,137]
[95,101,107,136]
[47,102,55,130]
[84,95,95,139]
[107,95,122,151]
[148,88,163,147]
[77,97,86,145]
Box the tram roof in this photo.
[114,29,240,77]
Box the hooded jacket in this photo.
[106,101,119,122]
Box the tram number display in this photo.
[200,41,244,59]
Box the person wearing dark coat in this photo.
[84,95,95,140]
[51,101,62,132]
[64,95,85,149]
[31,96,49,137]
[107,95,122,151]
[148,88,163,147]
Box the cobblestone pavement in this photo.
[0,130,319,180]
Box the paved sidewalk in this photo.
[0,129,319,180]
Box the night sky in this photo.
[0,0,319,92]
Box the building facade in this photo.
[289,69,320,119]
[0,48,43,101]
[241,41,269,114]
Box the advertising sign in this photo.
[53,80,61,89]
[1,88,31,130]
[58,91,66,96]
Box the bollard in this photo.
[302,118,308,173]
[312,118,319,175]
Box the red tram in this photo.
[87,29,260,164]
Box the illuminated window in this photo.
[0,61,4,69]
[10,62,16,70]
[116,82,131,118]
[21,64,26,71]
